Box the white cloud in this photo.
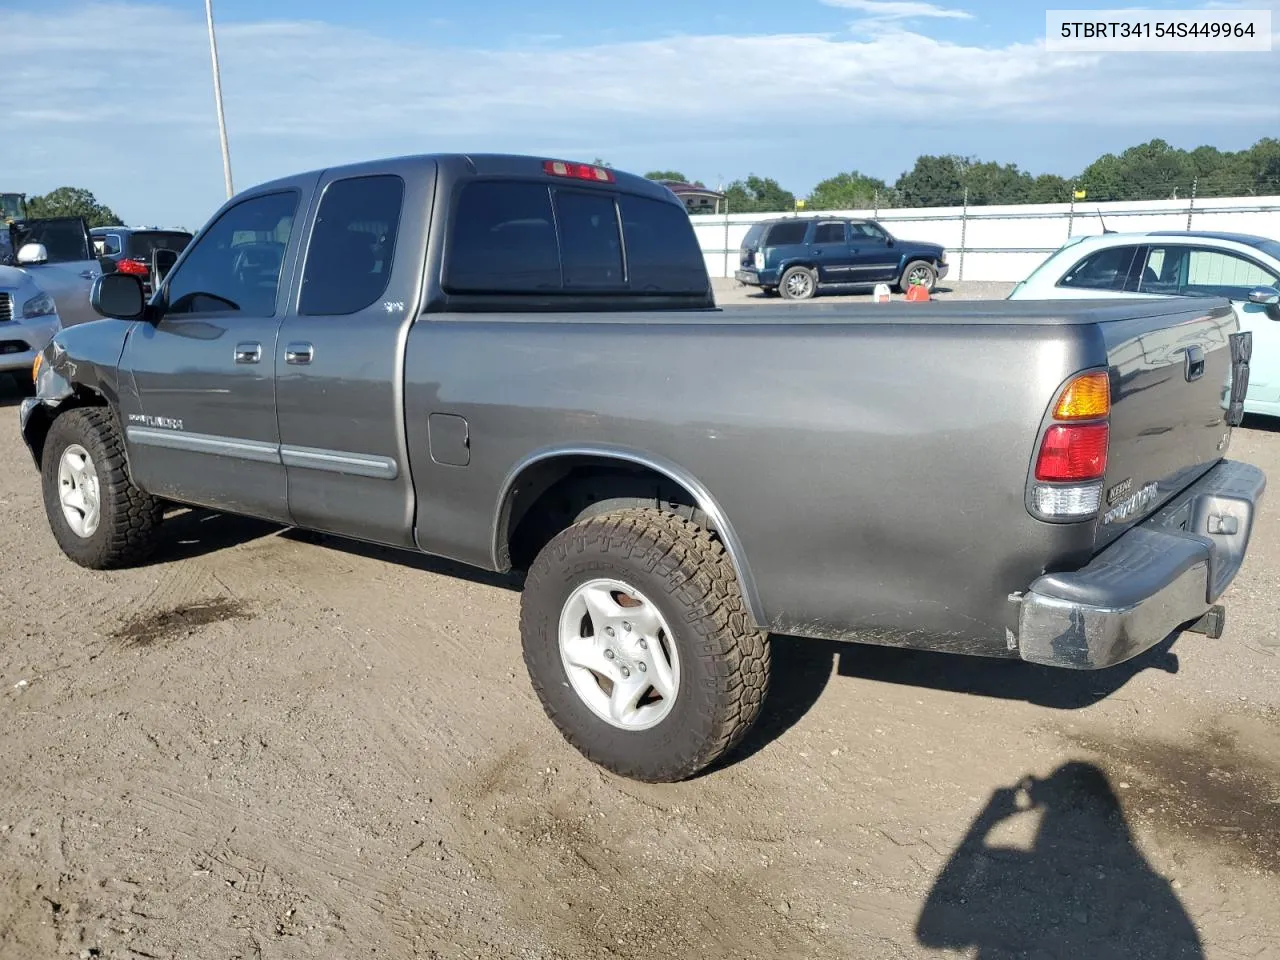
[820,0,973,20]
[0,1,1273,227]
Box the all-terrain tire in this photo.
[520,508,770,782]
[41,407,165,569]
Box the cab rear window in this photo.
[444,180,706,295]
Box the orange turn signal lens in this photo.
[32,353,42,383]
[1053,371,1110,420]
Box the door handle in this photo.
[234,342,262,364]
[285,342,314,365]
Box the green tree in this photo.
[722,175,795,213]
[645,170,687,182]
[894,155,968,207]
[25,186,122,227]
[808,171,894,210]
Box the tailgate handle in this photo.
[1184,345,1205,381]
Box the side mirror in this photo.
[91,273,146,320]
[16,242,48,266]
[1247,285,1280,320]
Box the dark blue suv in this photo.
[734,217,948,300]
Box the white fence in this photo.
[691,194,1280,283]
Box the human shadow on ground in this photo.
[916,762,1204,959]
[720,633,1182,772]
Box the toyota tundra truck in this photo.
[19,153,1266,782]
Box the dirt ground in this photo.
[2,358,1279,959]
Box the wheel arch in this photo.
[493,445,766,626]
[21,386,111,469]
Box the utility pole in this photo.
[205,0,235,199]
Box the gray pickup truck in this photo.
[19,154,1267,782]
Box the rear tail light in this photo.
[543,160,615,183]
[1034,423,1110,482]
[116,258,150,276]
[1030,371,1112,521]
[753,250,764,270]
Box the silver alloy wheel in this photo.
[58,443,102,539]
[785,270,813,298]
[558,578,681,731]
[908,264,933,287]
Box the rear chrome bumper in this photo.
[1016,459,1266,669]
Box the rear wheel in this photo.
[40,408,165,569]
[779,266,817,301]
[520,508,770,782]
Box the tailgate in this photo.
[1093,298,1244,551]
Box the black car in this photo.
[91,226,192,293]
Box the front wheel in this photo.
[520,509,770,782]
[41,408,165,569]
[898,260,937,294]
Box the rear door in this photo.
[809,221,852,282]
[13,217,101,325]
[274,161,434,548]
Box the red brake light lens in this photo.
[1034,423,1110,482]
[117,258,150,276]
[543,160,615,183]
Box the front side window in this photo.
[300,175,405,315]
[1182,247,1279,299]
[852,222,888,241]
[164,191,298,315]
[1058,245,1139,291]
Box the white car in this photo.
[0,264,62,389]
[1009,230,1280,419]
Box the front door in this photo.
[274,162,434,548]
[847,220,900,283]
[14,217,101,326]
[1133,244,1280,406]
[120,187,309,522]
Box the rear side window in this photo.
[444,181,707,296]
[812,222,846,244]
[98,233,122,256]
[1058,245,1139,291]
[740,223,765,249]
[765,221,808,246]
[300,174,405,315]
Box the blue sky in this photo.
[1,0,1276,228]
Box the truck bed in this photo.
[407,296,1238,655]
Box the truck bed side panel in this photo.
[403,314,1099,655]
